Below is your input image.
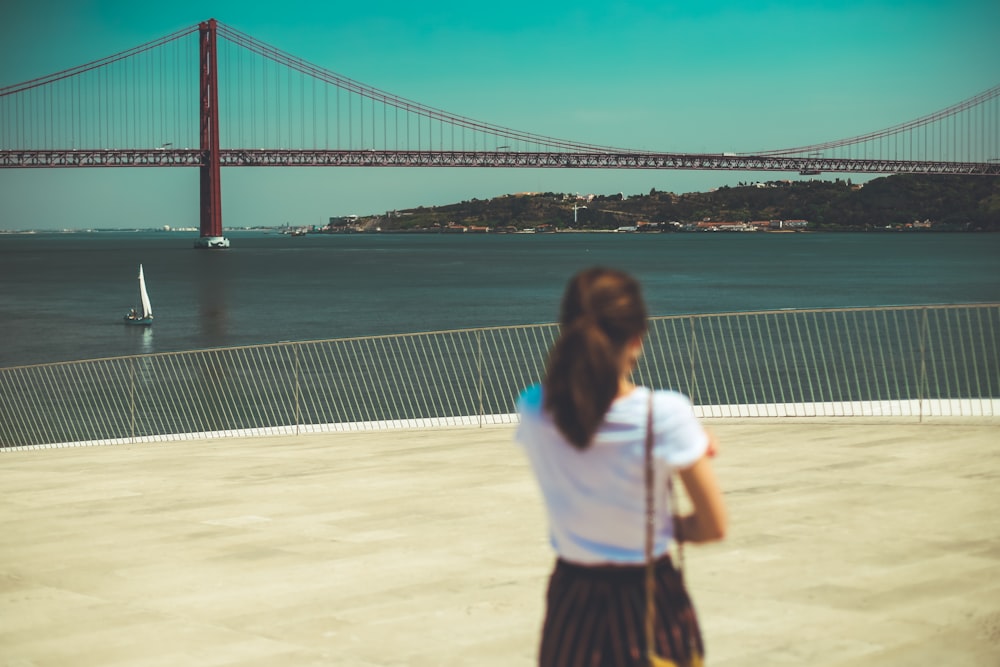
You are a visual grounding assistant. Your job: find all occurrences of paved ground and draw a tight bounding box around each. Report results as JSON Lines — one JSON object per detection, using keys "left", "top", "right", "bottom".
{"left": 2, "top": 418, "right": 999, "bottom": 667}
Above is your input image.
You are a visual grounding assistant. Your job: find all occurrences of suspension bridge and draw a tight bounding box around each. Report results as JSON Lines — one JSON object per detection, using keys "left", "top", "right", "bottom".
{"left": 1, "top": 19, "right": 998, "bottom": 247}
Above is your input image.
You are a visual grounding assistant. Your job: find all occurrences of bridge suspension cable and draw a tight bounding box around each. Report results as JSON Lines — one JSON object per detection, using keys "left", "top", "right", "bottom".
{"left": 746, "top": 84, "right": 1000, "bottom": 164}
{"left": 1, "top": 26, "right": 200, "bottom": 152}
{"left": 213, "top": 22, "right": 634, "bottom": 155}
{"left": 0, "top": 26, "right": 198, "bottom": 97}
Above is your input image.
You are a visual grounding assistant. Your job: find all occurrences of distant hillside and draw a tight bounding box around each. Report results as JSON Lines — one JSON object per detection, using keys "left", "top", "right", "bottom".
{"left": 357, "top": 175, "right": 999, "bottom": 232}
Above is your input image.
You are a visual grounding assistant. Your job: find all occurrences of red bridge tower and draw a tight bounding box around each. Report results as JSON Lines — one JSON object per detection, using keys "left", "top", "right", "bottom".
{"left": 195, "top": 19, "right": 229, "bottom": 249}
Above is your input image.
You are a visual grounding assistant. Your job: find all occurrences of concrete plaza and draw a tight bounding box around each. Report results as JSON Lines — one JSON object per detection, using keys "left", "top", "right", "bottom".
{"left": 2, "top": 418, "right": 999, "bottom": 666}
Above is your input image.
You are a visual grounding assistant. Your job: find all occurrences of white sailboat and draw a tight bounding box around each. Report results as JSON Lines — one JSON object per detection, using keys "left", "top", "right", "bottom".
{"left": 123, "top": 264, "right": 154, "bottom": 325}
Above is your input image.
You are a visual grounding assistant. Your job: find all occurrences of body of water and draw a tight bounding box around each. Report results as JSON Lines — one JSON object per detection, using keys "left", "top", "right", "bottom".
{"left": 1, "top": 230, "right": 998, "bottom": 368}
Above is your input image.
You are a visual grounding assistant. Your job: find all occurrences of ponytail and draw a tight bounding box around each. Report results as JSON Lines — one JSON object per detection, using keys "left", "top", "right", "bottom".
{"left": 543, "top": 268, "right": 647, "bottom": 449}
{"left": 544, "top": 320, "right": 620, "bottom": 448}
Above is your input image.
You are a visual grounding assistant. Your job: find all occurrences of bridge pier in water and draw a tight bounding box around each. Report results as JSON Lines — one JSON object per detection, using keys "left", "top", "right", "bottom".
{"left": 195, "top": 18, "right": 229, "bottom": 250}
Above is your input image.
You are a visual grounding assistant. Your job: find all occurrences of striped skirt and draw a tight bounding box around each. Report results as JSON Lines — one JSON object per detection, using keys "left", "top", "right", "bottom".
{"left": 539, "top": 555, "right": 704, "bottom": 667}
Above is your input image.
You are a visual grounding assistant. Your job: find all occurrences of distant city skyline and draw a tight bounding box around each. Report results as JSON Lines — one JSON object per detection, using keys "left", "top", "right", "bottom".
{"left": 1, "top": 0, "right": 998, "bottom": 231}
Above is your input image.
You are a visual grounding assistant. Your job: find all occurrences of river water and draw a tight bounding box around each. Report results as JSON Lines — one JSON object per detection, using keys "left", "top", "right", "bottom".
{"left": 1, "top": 230, "right": 997, "bottom": 368}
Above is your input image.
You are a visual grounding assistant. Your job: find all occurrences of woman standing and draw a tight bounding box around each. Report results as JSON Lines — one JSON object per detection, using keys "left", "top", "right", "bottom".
{"left": 516, "top": 267, "right": 727, "bottom": 667}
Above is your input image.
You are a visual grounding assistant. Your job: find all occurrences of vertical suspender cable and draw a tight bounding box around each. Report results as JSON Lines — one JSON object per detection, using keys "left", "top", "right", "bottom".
{"left": 107, "top": 58, "right": 112, "bottom": 147}
{"left": 120, "top": 57, "right": 126, "bottom": 148}
{"left": 278, "top": 63, "right": 283, "bottom": 148}
{"left": 52, "top": 67, "right": 60, "bottom": 148}
{"left": 119, "top": 59, "right": 124, "bottom": 147}
{"left": 951, "top": 107, "right": 955, "bottom": 162}
{"left": 148, "top": 50, "right": 153, "bottom": 147}
{"left": 74, "top": 73, "right": 79, "bottom": 149}
{"left": 129, "top": 51, "right": 135, "bottom": 148}
{"left": 51, "top": 72, "right": 60, "bottom": 148}
{"left": 236, "top": 39, "right": 243, "bottom": 150}
{"left": 95, "top": 65, "right": 100, "bottom": 148}
{"left": 156, "top": 45, "right": 161, "bottom": 146}
{"left": 46, "top": 74, "right": 50, "bottom": 148}
{"left": 262, "top": 57, "right": 268, "bottom": 147}
{"left": 174, "top": 38, "right": 179, "bottom": 151}
{"left": 248, "top": 46, "right": 252, "bottom": 147}
{"left": 287, "top": 63, "right": 292, "bottom": 148}
{"left": 93, "top": 69, "right": 104, "bottom": 148}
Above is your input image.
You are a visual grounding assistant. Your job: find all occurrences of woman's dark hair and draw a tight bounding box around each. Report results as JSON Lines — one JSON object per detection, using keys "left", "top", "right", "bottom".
{"left": 543, "top": 267, "right": 648, "bottom": 449}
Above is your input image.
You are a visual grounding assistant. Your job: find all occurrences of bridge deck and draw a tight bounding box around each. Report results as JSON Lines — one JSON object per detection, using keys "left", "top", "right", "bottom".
{"left": 2, "top": 418, "right": 999, "bottom": 666}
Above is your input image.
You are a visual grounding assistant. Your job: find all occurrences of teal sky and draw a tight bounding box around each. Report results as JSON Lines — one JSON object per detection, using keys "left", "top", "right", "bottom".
{"left": 1, "top": 0, "right": 998, "bottom": 230}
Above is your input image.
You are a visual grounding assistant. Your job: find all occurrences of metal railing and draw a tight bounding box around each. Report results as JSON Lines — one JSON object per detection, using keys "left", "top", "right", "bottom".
{"left": 2, "top": 304, "right": 997, "bottom": 449}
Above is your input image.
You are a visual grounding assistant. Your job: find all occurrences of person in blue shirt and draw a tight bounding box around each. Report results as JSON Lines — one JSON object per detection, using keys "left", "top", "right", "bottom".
{"left": 516, "top": 267, "right": 727, "bottom": 667}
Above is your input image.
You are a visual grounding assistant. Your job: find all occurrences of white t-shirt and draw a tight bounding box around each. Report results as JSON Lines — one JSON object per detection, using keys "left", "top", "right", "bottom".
{"left": 515, "top": 384, "right": 708, "bottom": 565}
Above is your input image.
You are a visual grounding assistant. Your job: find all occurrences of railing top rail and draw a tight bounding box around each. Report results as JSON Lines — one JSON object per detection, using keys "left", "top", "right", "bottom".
{"left": 2, "top": 302, "right": 997, "bottom": 373}
{"left": 656, "top": 302, "right": 1000, "bottom": 319}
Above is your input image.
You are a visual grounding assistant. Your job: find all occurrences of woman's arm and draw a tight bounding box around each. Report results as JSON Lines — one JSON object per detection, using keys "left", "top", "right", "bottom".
{"left": 675, "top": 435, "right": 727, "bottom": 543}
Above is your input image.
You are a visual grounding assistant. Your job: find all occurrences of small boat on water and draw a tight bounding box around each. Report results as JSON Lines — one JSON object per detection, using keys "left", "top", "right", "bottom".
{"left": 123, "top": 264, "right": 154, "bottom": 326}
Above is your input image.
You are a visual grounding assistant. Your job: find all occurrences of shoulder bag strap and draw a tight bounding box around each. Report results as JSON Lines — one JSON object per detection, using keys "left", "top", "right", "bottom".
{"left": 645, "top": 390, "right": 687, "bottom": 667}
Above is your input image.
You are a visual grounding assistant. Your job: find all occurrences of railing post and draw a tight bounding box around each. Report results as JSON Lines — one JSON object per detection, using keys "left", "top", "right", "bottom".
{"left": 477, "top": 330, "right": 483, "bottom": 428}
{"left": 294, "top": 344, "right": 301, "bottom": 435}
{"left": 689, "top": 316, "right": 698, "bottom": 406}
{"left": 129, "top": 357, "right": 136, "bottom": 444}
{"left": 918, "top": 307, "right": 928, "bottom": 423}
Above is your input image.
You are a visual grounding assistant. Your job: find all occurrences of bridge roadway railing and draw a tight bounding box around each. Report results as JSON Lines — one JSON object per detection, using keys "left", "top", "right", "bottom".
{"left": 1, "top": 304, "right": 997, "bottom": 449}
{"left": 4, "top": 149, "right": 999, "bottom": 175}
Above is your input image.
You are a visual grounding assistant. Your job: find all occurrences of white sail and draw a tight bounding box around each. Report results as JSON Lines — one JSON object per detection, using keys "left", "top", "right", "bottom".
{"left": 138, "top": 264, "right": 153, "bottom": 318}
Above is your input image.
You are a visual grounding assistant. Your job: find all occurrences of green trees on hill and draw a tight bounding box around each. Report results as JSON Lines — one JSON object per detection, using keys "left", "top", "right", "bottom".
{"left": 380, "top": 175, "right": 999, "bottom": 231}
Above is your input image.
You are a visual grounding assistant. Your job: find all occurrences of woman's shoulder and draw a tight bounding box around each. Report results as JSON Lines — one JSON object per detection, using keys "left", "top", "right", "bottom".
{"left": 602, "top": 387, "right": 692, "bottom": 428}
{"left": 614, "top": 386, "right": 693, "bottom": 411}
{"left": 650, "top": 389, "right": 700, "bottom": 429}
{"left": 651, "top": 387, "right": 695, "bottom": 411}
{"left": 648, "top": 387, "right": 706, "bottom": 465}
